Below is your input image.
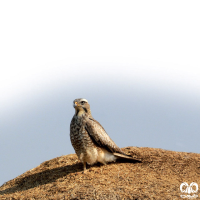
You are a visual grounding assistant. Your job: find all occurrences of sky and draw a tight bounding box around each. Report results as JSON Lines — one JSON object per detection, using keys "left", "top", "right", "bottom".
{"left": 0, "top": 0, "right": 200, "bottom": 186}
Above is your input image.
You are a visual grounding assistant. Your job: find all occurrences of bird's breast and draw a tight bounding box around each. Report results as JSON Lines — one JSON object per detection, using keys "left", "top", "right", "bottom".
{"left": 70, "top": 116, "right": 95, "bottom": 154}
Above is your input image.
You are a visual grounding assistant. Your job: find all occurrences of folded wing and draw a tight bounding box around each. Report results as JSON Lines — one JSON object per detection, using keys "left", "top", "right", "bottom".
{"left": 85, "top": 117, "right": 129, "bottom": 156}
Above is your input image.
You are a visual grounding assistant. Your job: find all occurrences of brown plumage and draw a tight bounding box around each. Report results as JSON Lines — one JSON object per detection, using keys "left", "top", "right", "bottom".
{"left": 70, "top": 98, "right": 134, "bottom": 172}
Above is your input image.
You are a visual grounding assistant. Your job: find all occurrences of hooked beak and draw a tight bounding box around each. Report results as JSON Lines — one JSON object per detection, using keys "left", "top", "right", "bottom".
{"left": 73, "top": 101, "right": 79, "bottom": 108}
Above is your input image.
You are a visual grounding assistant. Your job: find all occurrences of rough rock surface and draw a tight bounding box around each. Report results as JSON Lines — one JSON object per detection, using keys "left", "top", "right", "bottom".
{"left": 0, "top": 147, "right": 200, "bottom": 199}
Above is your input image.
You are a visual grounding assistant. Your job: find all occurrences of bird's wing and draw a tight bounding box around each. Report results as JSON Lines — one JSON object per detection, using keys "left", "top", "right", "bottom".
{"left": 85, "top": 117, "right": 127, "bottom": 155}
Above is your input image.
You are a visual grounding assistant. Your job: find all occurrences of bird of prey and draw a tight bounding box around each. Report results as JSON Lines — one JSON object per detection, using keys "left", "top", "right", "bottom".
{"left": 70, "top": 98, "right": 135, "bottom": 172}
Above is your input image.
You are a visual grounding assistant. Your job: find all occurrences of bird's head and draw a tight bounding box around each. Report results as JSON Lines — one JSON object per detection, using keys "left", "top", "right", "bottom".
{"left": 73, "top": 98, "right": 91, "bottom": 116}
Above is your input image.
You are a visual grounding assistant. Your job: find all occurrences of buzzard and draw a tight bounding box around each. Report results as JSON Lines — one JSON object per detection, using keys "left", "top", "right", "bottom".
{"left": 70, "top": 98, "right": 135, "bottom": 172}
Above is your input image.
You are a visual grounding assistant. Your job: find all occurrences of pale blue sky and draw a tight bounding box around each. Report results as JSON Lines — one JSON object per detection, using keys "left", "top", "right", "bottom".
{"left": 0, "top": 0, "right": 200, "bottom": 186}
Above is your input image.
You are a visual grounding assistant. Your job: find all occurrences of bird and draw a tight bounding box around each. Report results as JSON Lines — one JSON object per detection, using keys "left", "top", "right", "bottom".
{"left": 70, "top": 98, "right": 136, "bottom": 172}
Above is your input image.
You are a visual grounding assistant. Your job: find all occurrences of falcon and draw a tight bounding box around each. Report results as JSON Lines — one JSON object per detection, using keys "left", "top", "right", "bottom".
{"left": 70, "top": 98, "right": 135, "bottom": 172}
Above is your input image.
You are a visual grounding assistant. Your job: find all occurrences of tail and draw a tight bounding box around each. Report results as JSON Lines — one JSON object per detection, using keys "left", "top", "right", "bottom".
{"left": 113, "top": 152, "right": 141, "bottom": 162}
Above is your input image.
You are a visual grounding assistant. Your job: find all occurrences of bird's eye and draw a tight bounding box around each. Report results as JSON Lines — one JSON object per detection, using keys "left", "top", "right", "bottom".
{"left": 81, "top": 101, "right": 85, "bottom": 104}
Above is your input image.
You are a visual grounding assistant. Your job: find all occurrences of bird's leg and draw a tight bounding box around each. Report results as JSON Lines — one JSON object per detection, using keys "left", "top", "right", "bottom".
{"left": 83, "top": 162, "right": 87, "bottom": 172}
{"left": 101, "top": 161, "right": 107, "bottom": 165}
